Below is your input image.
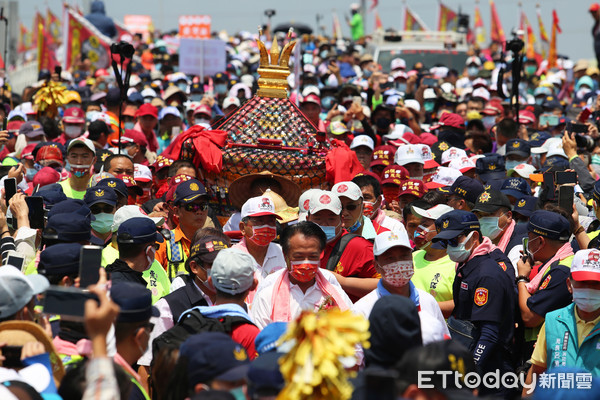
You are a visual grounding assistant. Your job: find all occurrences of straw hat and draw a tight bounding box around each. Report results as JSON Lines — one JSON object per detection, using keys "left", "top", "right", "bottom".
{"left": 261, "top": 189, "right": 299, "bottom": 224}
{"left": 0, "top": 321, "right": 65, "bottom": 382}
{"left": 228, "top": 171, "right": 301, "bottom": 211}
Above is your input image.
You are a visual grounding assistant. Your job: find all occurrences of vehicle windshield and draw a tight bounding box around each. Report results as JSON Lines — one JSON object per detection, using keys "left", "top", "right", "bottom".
{"left": 377, "top": 49, "right": 469, "bottom": 73}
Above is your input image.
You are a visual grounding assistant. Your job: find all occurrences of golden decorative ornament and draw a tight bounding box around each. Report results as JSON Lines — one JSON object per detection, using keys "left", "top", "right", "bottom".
{"left": 256, "top": 28, "right": 296, "bottom": 99}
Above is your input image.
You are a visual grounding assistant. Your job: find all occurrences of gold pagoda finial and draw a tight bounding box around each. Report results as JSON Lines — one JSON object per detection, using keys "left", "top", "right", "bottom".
{"left": 256, "top": 28, "right": 297, "bottom": 98}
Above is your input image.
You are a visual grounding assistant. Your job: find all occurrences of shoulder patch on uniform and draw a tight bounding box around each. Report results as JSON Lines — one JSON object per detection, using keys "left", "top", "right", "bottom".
{"left": 498, "top": 262, "right": 507, "bottom": 272}
{"left": 461, "top": 282, "right": 468, "bottom": 290}
{"left": 474, "top": 287, "right": 488, "bottom": 306}
{"left": 540, "top": 275, "right": 551, "bottom": 290}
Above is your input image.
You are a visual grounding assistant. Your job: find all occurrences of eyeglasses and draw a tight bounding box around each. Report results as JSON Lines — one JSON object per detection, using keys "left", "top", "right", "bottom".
{"left": 183, "top": 202, "right": 208, "bottom": 212}
{"left": 90, "top": 204, "right": 115, "bottom": 214}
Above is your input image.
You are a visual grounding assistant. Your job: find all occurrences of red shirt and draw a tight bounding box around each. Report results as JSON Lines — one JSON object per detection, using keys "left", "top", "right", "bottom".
{"left": 320, "top": 230, "right": 377, "bottom": 279}
{"left": 231, "top": 323, "right": 260, "bottom": 360}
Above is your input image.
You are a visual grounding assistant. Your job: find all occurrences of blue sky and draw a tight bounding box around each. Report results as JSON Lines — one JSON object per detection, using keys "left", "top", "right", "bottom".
{"left": 16, "top": 0, "right": 596, "bottom": 62}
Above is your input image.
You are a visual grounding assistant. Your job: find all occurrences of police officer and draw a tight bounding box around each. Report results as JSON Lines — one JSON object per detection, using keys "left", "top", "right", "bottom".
{"left": 96, "top": 177, "right": 130, "bottom": 210}
{"left": 37, "top": 243, "right": 87, "bottom": 364}
{"left": 433, "top": 210, "right": 516, "bottom": 397}
{"left": 447, "top": 176, "right": 484, "bottom": 212}
{"left": 155, "top": 179, "right": 210, "bottom": 280}
{"left": 84, "top": 186, "right": 118, "bottom": 247}
{"left": 106, "top": 217, "right": 164, "bottom": 286}
{"left": 111, "top": 281, "right": 159, "bottom": 400}
{"left": 516, "top": 210, "right": 574, "bottom": 353}
{"left": 102, "top": 205, "right": 170, "bottom": 304}
{"left": 472, "top": 189, "right": 528, "bottom": 272}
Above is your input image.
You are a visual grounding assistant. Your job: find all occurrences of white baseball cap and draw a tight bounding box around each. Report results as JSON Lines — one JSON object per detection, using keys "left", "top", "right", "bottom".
{"left": 241, "top": 196, "right": 282, "bottom": 220}
{"left": 373, "top": 230, "right": 411, "bottom": 256}
{"left": 448, "top": 156, "right": 476, "bottom": 173}
{"left": 309, "top": 191, "right": 342, "bottom": 215}
{"left": 472, "top": 87, "right": 490, "bottom": 101}
{"left": 531, "top": 137, "right": 563, "bottom": 156}
{"left": 302, "top": 85, "right": 320, "bottom": 97}
{"left": 350, "top": 135, "right": 375, "bottom": 151}
{"left": 425, "top": 166, "right": 462, "bottom": 189}
{"left": 390, "top": 58, "right": 406, "bottom": 71}
{"left": 544, "top": 138, "right": 568, "bottom": 159}
{"left": 223, "top": 96, "right": 241, "bottom": 109}
{"left": 332, "top": 181, "right": 363, "bottom": 201}
{"left": 571, "top": 248, "right": 600, "bottom": 282}
{"left": 0, "top": 265, "right": 49, "bottom": 317}
{"left": 112, "top": 205, "right": 164, "bottom": 232}
{"left": 424, "top": 88, "right": 437, "bottom": 100}
{"left": 67, "top": 137, "right": 96, "bottom": 155}
{"left": 394, "top": 145, "right": 424, "bottom": 166}
{"left": 404, "top": 99, "right": 421, "bottom": 113}
{"left": 134, "top": 164, "right": 152, "bottom": 183}
{"left": 508, "top": 163, "right": 536, "bottom": 179}
{"left": 384, "top": 124, "right": 413, "bottom": 142}
{"left": 411, "top": 204, "right": 454, "bottom": 220}
{"left": 441, "top": 147, "right": 468, "bottom": 165}
{"left": 298, "top": 189, "right": 321, "bottom": 215}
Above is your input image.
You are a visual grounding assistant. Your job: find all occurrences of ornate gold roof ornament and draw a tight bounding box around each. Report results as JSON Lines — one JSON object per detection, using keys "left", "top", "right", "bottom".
{"left": 256, "top": 27, "right": 296, "bottom": 99}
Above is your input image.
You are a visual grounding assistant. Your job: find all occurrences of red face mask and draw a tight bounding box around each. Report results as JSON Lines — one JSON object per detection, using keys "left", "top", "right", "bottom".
{"left": 289, "top": 260, "right": 320, "bottom": 282}
{"left": 382, "top": 186, "right": 399, "bottom": 206}
{"left": 248, "top": 225, "right": 277, "bottom": 247}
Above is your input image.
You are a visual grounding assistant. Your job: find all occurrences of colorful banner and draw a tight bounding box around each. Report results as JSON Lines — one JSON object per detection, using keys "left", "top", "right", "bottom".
{"left": 332, "top": 11, "right": 343, "bottom": 40}
{"left": 404, "top": 6, "right": 429, "bottom": 31}
{"left": 38, "top": 21, "right": 58, "bottom": 72}
{"left": 114, "top": 19, "right": 133, "bottom": 40}
{"left": 18, "top": 22, "right": 32, "bottom": 53}
{"left": 437, "top": 2, "right": 458, "bottom": 32}
{"left": 47, "top": 9, "right": 62, "bottom": 45}
{"left": 520, "top": 12, "right": 538, "bottom": 61}
{"left": 489, "top": 0, "right": 505, "bottom": 44}
{"left": 474, "top": 5, "right": 486, "bottom": 46}
{"left": 537, "top": 6, "right": 550, "bottom": 59}
{"left": 178, "top": 15, "right": 211, "bottom": 39}
{"left": 374, "top": 8, "right": 383, "bottom": 32}
{"left": 548, "top": 9, "right": 561, "bottom": 68}
{"left": 64, "top": 5, "right": 112, "bottom": 71}
{"left": 31, "top": 12, "right": 44, "bottom": 49}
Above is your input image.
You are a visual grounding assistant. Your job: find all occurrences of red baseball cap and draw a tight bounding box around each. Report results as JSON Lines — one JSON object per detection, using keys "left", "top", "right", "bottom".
{"left": 482, "top": 99, "right": 503, "bottom": 116}
{"left": 370, "top": 145, "right": 397, "bottom": 168}
{"left": 111, "top": 129, "right": 149, "bottom": 148}
{"left": 62, "top": 107, "right": 85, "bottom": 124}
{"left": 20, "top": 143, "right": 37, "bottom": 160}
{"left": 398, "top": 179, "right": 427, "bottom": 198}
{"left": 516, "top": 110, "right": 536, "bottom": 125}
{"left": 6, "top": 120, "right": 24, "bottom": 132}
{"left": 301, "top": 94, "right": 321, "bottom": 106}
{"left": 150, "top": 155, "right": 174, "bottom": 172}
{"left": 32, "top": 166, "right": 61, "bottom": 188}
{"left": 381, "top": 165, "right": 410, "bottom": 186}
{"left": 193, "top": 104, "right": 212, "bottom": 117}
{"left": 115, "top": 174, "right": 143, "bottom": 196}
{"left": 35, "top": 145, "right": 64, "bottom": 163}
{"left": 135, "top": 103, "right": 158, "bottom": 119}
{"left": 590, "top": 3, "right": 600, "bottom": 12}
{"left": 431, "top": 112, "right": 465, "bottom": 130}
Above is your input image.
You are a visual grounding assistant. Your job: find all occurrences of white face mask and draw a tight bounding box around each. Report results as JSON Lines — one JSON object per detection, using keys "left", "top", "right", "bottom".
{"left": 146, "top": 246, "right": 156, "bottom": 270}
{"left": 195, "top": 118, "right": 210, "bottom": 126}
{"left": 380, "top": 260, "right": 414, "bottom": 287}
{"left": 572, "top": 288, "right": 600, "bottom": 312}
{"left": 64, "top": 125, "right": 83, "bottom": 138}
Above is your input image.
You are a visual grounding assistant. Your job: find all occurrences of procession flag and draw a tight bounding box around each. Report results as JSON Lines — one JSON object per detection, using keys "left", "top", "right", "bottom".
{"left": 404, "top": 6, "right": 429, "bottom": 31}
{"left": 64, "top": 4, "right": 112, "bottom": 71}
{"left": 46, "top": 8, "right": 62, "bottom": 45}
{"left": 37, "top": 21, "right": 59, "bottom": 72}
{"left": 490, "top": 0, "right": 506, "bottom": 44}
{"left": 438, "top": 2, "right": 458, "bottom": 31}
{"left": 537, "top": 5, "right": 550, "bottom": 59}
{"left": 474, "top": 3, "right": 486, "bottom": 46}
{"left": 374, "top": 8, "right": 383, "bottom": 32}
{"left": 548, "top": 9, "right": 561, "bottom": 68}
{"left": 18, "top": 22, "right": 32, "bottom": 53}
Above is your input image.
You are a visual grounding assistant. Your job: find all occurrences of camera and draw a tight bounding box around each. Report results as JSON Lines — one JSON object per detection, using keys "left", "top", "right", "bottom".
{"left": 506, "top": 37, "right": 524, "bottom": 54}
{"left": 110, "top": 41, "right": 135, "bottom": 59}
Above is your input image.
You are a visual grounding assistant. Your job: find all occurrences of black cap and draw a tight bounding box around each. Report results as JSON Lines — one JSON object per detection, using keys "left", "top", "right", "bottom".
{"left": 97, "top": 178, "right": 128, "bottom": 199}
{"left": 189, "top": 236, "right": 229, "bottom": 263}
{"left": 528, "top": 210, "right": 570, "bottom": 241}
{"left": 505, "top": 139, "right": 531, "bottom": 158}
{"left": 106, "top": 88, "right": 121, "bottom": 107}
{"left": 500, "top": 177, "right": 531, "bottom": 200}
{"left": 593, "top": 180, "right": 600, "bottom": 202}
{"left": 433, "top": 210, "right": 480, "bottom": 241}
{"left": 37, "top": 184, "right": 68, "bottom": 208}
{"left": 43, "top": 212, "right": 92, "bottom": 242}
{"left": 475, "top": 154, "right": 506, "bottom": 182}
{"left": 38, "top": 243, "right": 82, "bottom": 276}
{"left": 111, "top": 282, "right": 159, "bottom": 323}
{"left": 247, "top": 352, "right": 285, "bottom": 398}
{"left": 450, "top": 176, "right": 484, "bottom": 204}
{"left": 472, "top": 189, "right": 512, "bottom": 214}
{"left": 173, "top": 179, "right": 207, "bottom": 205}
{"left": 48, "top": 199, "right": 94, "bottom": 220}
{"left": 513, "top": 195, "right": 538, "bottom": 217}
{"left": 365, "top": 295, "right": 422, "bottom": 368}
{"left": 117, "top": 217, "right": 164, "bottom": 245}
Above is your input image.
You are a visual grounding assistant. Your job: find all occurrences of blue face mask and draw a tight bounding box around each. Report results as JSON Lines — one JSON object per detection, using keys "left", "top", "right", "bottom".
{"left": 215, "top": 84, "right": 228, "bottom": 95}
{"left": 303, "top": 53, "right": 314, "bottom": 64}
{"left": 322, "top": 96, "right": 335, "bottom": 110}
{"left": 318, "top": 224, "right": 339, "bottom": 242}
{"left": 479, "top": 217, "right": 503, "bottom": 240}
{"left": 347, "top": 218, "right": 362, "bottom": 233}
{"left": 26, "top": 168, "right": 37, "bottom": 181}
{"left": 424, "top": 101, "right": 435, "bottom": 113}
{"left": 504, "top": 160, "right": 521, "bottom": 171}
{"left": 229, "top": 387, "right": 245, "bottom": 400}
{"left": 467, "top": 66, "right": 479, "bottom": 77}
{"left": 363, "top": 69, "right": 373, "bottom": 79}
{"left": 396, "top": 82, "right": 407, "bottom": 93}
{"left": 592, "top": 155, "right": 600, "bottom": 165}
{"left": 177, "top": 83, "right": 188, "bottom": 92}
{"left": 446, "top": 232, "right": 474, "bottom": 263}
{"left": 124, "top": 122, "right": 135, "bottom": 130}
{"left": 91, "top": 212, "right": 114, "bottom": 234}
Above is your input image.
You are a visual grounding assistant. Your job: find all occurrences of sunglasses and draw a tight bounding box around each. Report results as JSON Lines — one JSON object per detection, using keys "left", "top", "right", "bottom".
{"left": 90, "top": 204, "right": 115, "bottom": 214}
{"left": 183, "top": 202, "right": 208, "bottom": 212}
{"left": 342, "top": 203, "right": 361, "bottom": 212}
{"left": 438, "top": 234, "right": 466, "bottom": 249}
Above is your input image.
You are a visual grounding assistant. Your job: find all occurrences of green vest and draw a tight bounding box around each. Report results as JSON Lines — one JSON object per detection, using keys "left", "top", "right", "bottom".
{"left": 102, "top": 245, "right": 171, "bottom": 304}
{"left": 58, "top": 179, "right": 86, "bottom": 200}
{"left": 544, "top": 303, "right": 600, "bottom": 375}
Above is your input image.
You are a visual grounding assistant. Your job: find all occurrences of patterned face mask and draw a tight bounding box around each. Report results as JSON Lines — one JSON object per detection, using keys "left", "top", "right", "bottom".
{"left": 380, "top": 260, "right": 414, "bottom": 287}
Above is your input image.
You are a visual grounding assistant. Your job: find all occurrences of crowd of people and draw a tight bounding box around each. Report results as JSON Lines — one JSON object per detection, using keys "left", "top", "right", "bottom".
{"left": 0, "top": 1, "right": 600, "bottom": 399}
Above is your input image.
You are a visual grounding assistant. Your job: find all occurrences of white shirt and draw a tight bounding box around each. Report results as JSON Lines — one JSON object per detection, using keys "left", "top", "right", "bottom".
{"left": 233, "top": 239, "right": 286, "bottom": 280}
{"left": 138, "top": 280, "right": 213, "bottom": 366}
{"left": 352, "top": 284, "right": 449, "bottom": 344}
{"left": 250, "top": 268, "right": 353, "bottom": 330}
{"left": 223, "top": 212, "right": 242, "bottom": 232}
